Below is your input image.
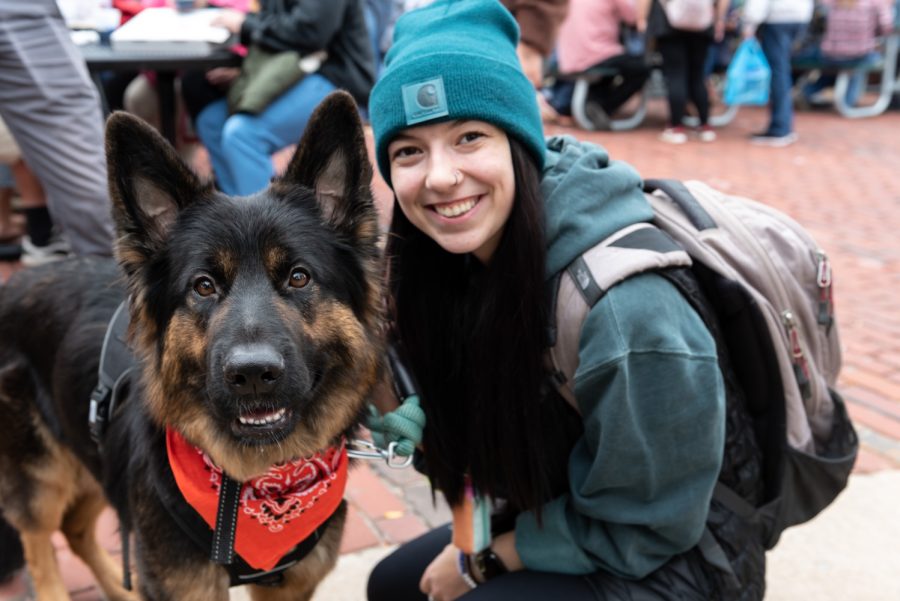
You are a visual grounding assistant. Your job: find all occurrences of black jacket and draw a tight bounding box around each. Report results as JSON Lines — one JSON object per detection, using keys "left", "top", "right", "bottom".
{"left": 240, "top": 0, "right": 375, "bottom": 105}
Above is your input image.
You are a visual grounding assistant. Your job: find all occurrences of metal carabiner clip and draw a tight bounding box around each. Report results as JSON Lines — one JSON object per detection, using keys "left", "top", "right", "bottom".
{"left": 347, "top": 439, "right": 415, "bottom": 469}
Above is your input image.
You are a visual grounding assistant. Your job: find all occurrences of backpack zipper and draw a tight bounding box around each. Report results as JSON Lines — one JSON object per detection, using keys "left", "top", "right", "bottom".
{"left": 815, "top": 250, "right": 834, "bottom": 332}
{"left": 690, "top": 186, "right": 821, "bottom": 403}
{"left": 782, "top": 310, "right": 812, "bottom": 401}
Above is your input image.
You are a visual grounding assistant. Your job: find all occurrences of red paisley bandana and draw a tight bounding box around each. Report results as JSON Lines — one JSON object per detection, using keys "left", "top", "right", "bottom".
{"left": 166, "top": 428, "right": 348, "bottom": 571}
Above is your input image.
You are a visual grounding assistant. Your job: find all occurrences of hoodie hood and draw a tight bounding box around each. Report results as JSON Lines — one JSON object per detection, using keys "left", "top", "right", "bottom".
{"left": 542, "top": 135, "right": 652, "bottom": 279}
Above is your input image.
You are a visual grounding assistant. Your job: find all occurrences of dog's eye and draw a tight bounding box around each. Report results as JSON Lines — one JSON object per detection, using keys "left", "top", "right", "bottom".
{"left": 193, "top": 276, "right": 217, "bottom": 297}
{"left": 288, "top": 268, "right": 311, "bottom": 289}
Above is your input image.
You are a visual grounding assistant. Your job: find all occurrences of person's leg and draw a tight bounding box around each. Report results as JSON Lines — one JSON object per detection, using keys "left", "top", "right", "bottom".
{"left": 843, "top": 52, "right": 879, "bottom": 106}
{"left": 0, "top": 164, "right": 20, "bottom": 241}
{"left": 195, "top": 98, "right": 237, "bottom": 193}
{"left": 367, "top": 524, "right": 608, "bottom": 601}
{"left": 589, "top": 55, "right": 650, "bottom": 115}
{"left": 101, "top": 70, "right": 140, "bottom": 112}
{"left": 758, "top": 23, "right": 803, "bottom": 136}
{"left": 218, "top": 74, "right": 337, "bottom": 196}
{"left": 0, "top": 5, "right": 114, "bottom": 256}
{"left": 685, "top": 34, "right": 712, "bottom": 126}
{"left": 181, "top": 69, "right": 228, "bottom": 124}
{"left": 657, "top": 35, "right": 689, "bottom": 128}
{"left": 123, "top": 74, "right": 161, "bottom": 130}
{"left": 546, "top": 79, "right": 575, "bottom": 116}
{"left": 367, "top": 525, "right": 449, "bottom": 601}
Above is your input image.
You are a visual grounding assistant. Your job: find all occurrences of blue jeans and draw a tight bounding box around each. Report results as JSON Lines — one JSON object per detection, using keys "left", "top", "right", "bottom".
{"left": 758, "top": 22, "right": 807, "bottom": 136}
{"left": 196, "top": 73, "right": 337, "bottom": 196}
{"left": 795, "top": 47, "right": 879, "bottom": 107}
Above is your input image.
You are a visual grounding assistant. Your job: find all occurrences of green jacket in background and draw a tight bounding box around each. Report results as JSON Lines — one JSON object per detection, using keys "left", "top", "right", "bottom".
{"left": 514, "top": 136, "right": 726, "bottom": 579}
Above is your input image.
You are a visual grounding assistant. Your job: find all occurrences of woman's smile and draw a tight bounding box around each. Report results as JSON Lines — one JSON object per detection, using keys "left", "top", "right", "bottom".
{"left": 431, "top": 195, "right": 480, "bottom": 219}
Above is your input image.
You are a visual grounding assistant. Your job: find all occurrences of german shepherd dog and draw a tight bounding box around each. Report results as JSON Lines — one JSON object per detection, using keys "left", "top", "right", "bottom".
{"left": 0, "top": 91, "right": 384, "bottom": 600}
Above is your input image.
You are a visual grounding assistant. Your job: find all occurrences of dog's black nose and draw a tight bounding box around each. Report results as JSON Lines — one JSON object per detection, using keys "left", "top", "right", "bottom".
{"left": 224, "top": 344, "right": 285, "bottom": 395}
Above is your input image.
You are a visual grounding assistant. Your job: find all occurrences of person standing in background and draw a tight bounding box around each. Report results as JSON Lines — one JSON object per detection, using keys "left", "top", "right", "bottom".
{"left": 0, "top": 0, "right": 115, "bottom": 257}
{"left": 638, "top": 0, "right": 729, "bottom": 143}
{"left": 741, "top": 0, "right": 814, "bottom": 146}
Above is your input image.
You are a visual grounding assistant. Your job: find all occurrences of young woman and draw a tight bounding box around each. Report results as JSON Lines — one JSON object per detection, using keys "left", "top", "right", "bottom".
{"left": 365, "top": 1, "right": 758, "bottom": 599}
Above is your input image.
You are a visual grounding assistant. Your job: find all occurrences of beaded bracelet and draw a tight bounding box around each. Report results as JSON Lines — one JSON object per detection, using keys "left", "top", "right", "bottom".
{"left": 457, "top": 551, "right": 479, "bottom": 589}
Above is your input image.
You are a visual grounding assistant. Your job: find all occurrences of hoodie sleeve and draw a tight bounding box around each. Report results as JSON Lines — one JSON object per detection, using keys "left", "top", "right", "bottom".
{"left": 240, "top": 0, "right": 346, "bottom": 53}
{"left": 515, "top": 273, "right": 725, "bottom": 578}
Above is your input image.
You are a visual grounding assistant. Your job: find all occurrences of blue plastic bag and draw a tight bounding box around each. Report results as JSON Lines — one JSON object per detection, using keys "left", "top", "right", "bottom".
{"left": 723, "top": 38, "right": 772, "bottom": 106}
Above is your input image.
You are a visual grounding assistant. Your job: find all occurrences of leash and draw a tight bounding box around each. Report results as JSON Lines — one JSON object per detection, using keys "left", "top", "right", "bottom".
{"left": 87, "top": 301, "right": 137, "bottom": 591}
{"left": 351, "top": 344, "right": 425, "bottom": 469}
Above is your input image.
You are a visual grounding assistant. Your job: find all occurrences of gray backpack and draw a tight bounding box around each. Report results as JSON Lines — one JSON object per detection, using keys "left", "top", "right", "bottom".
{"left": 547, "top": 179, "right": 858, "bottom": 560}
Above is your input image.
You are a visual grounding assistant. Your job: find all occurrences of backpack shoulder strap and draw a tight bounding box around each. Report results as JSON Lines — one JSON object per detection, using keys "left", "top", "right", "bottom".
{"left": 548, "top": 222, "right": 692, "bottom": 408}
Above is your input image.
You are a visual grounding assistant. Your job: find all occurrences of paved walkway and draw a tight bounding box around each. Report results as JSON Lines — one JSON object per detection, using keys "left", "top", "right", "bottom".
{"left": 1, "top": 102, "right": 899, "bottom": 599}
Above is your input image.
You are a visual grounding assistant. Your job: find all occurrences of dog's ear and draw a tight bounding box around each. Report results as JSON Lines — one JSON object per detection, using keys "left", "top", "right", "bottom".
{"left": 277, "top": 91, "right": 375, "bottom": 232}
{"left": 105, "top": 112, "right": 211, "bottom": 260}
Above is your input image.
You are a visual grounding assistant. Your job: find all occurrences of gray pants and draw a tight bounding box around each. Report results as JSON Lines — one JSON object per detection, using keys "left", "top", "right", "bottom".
{"left": 0, "top": 0, "right": 114, "bottom": 256}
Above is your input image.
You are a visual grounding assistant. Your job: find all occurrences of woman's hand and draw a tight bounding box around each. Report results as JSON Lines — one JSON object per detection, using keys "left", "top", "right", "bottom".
{"left": 419, "top": 544, "right": 472, "bottom": 601}
{"left": 205, "top": 67, "right": 240, "bottom": 86}
{"left": 211, "top": 8, "right": 246, "bottom": 34}
{"left": 714, "top": 19, "right": 726, "bottom": 42}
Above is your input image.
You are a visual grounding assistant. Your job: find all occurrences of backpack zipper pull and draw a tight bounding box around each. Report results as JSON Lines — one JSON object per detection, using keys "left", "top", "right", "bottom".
{"left": 815, "top": 250, "right": 834, "bottom": 332}
{"left": 782, "top": 310, "right": 812, "bottom": 400}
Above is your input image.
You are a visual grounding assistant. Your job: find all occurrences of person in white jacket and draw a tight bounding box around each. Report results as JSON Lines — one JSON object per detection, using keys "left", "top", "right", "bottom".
{"left": 741, "top": 0, "right": 814, "bottom": 146}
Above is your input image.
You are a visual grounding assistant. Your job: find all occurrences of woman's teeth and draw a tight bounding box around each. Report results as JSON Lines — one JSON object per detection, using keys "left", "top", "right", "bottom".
{"left": 434, "top": 197, "right": 476, "bottom": 218}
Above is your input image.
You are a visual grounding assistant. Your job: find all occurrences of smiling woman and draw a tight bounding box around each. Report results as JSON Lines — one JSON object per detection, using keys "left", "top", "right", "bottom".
{"left": 361, "top": 1, "right": 760, "bottom": 601}
{"left": 387, "top": 120, "right": 515, "bottom": 263}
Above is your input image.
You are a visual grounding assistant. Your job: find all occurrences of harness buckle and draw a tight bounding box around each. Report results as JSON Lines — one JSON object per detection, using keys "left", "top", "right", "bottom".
{"left": 88, "top": 384, "right": 111, "bottom": 446}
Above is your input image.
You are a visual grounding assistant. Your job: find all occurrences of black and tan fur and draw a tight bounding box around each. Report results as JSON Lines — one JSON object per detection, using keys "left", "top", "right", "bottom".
{"left": 0, "top": 91, "right": 384, "bottom": 600}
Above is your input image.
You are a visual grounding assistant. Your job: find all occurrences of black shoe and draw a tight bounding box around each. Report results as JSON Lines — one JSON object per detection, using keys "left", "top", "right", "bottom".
{"left": 584, "top": 101, "right": 611, "bottom": 130}
{"left": 0, "top": 242, "right": 22, "bottom": 262}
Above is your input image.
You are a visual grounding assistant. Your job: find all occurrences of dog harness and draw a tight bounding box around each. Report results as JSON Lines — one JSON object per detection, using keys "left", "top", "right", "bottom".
{"left": 166, "top": 428, "right": 348, "bottom": 572}
{"left": 89, "top": 302, "right": 347, "bottom": 587}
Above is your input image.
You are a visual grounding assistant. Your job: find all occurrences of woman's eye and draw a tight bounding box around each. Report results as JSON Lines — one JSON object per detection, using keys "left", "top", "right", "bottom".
{"left": 289, "top": 267, "right": 311, "bottom": 289}
{"left": 193, "top": 276, "right": 217, "bottom": 297}
{"left": 460, "top": 131, "right": 485, "bottom": 144}
{"left": 391, "top": 146, "right": 420, "bottom": 161}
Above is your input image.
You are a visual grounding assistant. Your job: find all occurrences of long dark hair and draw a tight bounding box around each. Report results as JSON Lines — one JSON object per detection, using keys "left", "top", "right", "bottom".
{"left": 386, "top": 137, "right": 581, "bottom": 514}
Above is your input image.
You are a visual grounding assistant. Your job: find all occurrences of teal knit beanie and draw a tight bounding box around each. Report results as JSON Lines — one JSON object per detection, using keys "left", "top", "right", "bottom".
{"left": 369, "top": 0, "right": 546, "bottom": 186}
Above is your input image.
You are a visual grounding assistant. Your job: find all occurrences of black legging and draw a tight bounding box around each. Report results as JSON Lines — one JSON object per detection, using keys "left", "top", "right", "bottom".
{"left": 587, "top": 54, "right": 652, "bottom": 116}
{"left": 656, "top": 32, "right": 713, "bottom": 127}
{"left": 366, "top": 525, "right": 714, "bottom": 601}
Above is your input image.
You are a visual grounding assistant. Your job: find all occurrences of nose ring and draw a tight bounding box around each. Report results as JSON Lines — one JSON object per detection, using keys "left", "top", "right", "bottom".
{"left": 453, "top": 170, "right": 462, "bottom": 186}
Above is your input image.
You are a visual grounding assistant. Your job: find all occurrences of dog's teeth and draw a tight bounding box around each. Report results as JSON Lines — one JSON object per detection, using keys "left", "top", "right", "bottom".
{"left": 239, "top": 408, "right": 287, "bottom": 426}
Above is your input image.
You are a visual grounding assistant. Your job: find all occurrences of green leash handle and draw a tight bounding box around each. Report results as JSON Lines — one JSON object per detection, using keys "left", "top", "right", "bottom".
{"left": 355, "top": 343, "right": 425, "bottom": 467}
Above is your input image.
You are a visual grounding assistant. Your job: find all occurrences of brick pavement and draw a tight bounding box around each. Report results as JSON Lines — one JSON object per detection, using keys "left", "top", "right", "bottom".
{"left": 1, "top": 102, "right": 899, "bottom": 599}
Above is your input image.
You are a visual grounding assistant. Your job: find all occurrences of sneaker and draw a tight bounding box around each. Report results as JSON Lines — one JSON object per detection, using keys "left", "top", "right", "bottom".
{"left": 20, "top": 235, "right": 71, "bottom": 266}
{"left": 697, "top": 125, "right": 716, "bottom": 142}
{"left": 659, "top": 126, "right": 688, "bottom": 144}
{"left": 750, "top": 132, "right": 798, "bottom": 147}
{"left": 583, "top": 101, "right": 611, "bottom": 130}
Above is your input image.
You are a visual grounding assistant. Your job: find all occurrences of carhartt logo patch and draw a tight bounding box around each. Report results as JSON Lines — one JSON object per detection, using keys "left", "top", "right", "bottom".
{"left": 402, "top": 77, "right": 449, "bottom": 125}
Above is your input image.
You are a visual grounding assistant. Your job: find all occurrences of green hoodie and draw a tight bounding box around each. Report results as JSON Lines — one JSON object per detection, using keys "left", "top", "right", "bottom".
{"left": 514, "top": 136, "right": 726, "bottom": 579}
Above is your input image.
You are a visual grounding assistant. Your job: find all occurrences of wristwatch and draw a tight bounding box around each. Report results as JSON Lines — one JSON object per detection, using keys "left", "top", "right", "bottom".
{"left": 472, "top": 547, "right": 508, "bottom": 581}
